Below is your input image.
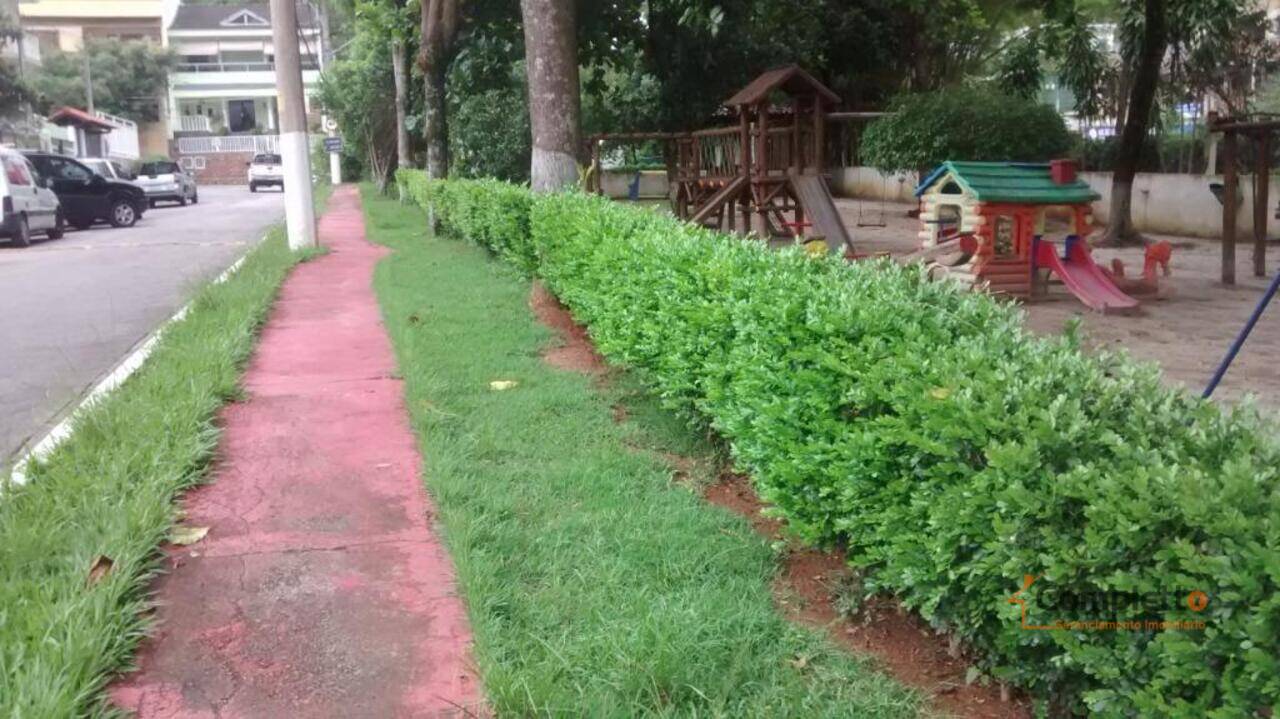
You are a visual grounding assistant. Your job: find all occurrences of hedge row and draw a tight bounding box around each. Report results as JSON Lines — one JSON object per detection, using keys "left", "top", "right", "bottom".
{"left": 397, "top": 170, "right": 1280, "bottom": 717}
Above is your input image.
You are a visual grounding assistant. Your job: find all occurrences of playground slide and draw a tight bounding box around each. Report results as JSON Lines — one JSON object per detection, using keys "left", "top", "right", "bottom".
{"left": 1034, "top": 240, "right": 1140, "bottom": 314}
{"left": 789, "top": 174, "right": 852, "bottom": 253}
{"left": 690, "top": 175, "right": 749, "bottom": 225}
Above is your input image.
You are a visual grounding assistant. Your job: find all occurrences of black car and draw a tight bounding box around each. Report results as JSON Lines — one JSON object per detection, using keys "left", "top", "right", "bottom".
{"left": 21, "top": 152, "right": 147, "bottom": 229}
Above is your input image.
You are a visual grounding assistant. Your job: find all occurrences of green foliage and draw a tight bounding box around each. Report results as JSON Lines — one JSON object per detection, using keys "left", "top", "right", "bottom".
{"left": 0, "top": 230, "right": 308, "bottom": 716}
{"left": 316, "top": 28, "right": 397, "bottom": 183}
{"left": 447, "top": 70, "right": 531, "bottom": 183}
{"left": 31, "top": 39, "right": 174, "bottom": 121}
{"left": 363, "top": 185, "right": 922, "bottom": 717}
{"left": 861, "top": 87, "right": 1073, "bottom": 173}
{"left": 399, "top": 171, "right": 1280, "bottom": 717}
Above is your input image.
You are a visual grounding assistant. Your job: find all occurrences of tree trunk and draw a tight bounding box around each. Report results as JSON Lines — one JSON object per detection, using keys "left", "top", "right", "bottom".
{"left": 423, "top": 59, "right": 448, "bottom": 178}
{"left": 391, "top": 38, "right": 411, "bottom": 169}
{"left": 520, "top": 0, "right": 581, "bottom": 192}
{"left": 1102, "top": 0, "right": 1167, "bottom": 246}
{"left": 418, "top": 0, "right": 458, "bottom": 179}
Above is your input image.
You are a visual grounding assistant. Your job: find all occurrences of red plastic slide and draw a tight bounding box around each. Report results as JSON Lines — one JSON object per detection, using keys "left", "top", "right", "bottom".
{"left": 1034, "top": 239, "right": 1139, "bottom": 313}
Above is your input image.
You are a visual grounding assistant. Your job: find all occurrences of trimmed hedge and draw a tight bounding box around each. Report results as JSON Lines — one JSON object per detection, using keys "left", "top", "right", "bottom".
{"left": 397, "top": 170, "right": 1280, "bottom": 717}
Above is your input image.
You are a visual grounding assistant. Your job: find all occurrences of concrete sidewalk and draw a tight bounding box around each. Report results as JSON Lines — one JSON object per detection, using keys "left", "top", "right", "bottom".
{"left": 112, "top": 186, "right": 481, "bottom": 718}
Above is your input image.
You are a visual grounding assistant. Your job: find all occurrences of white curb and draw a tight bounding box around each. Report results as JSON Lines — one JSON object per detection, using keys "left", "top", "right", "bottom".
{"left": 6, "top": 247, "right": 258, "bottom": 488}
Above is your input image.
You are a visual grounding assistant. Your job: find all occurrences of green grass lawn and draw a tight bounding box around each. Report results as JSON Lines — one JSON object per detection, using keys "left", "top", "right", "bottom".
{"left": 0, "top": 187, "right": 329, "bottom": 717}
{"left": 362, "top": 185, "right": 922, "bottom": 717}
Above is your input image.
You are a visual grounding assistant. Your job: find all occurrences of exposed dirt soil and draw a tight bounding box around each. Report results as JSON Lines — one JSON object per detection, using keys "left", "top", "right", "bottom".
{"left": 835, "top": 199, "right": 1280, "bottom": 411}
{"left": 704, "top": 473, "right": 1029, "bottom": 719}
{"left": 529, "top": 282, "right": 608, "bottom": 375}
{"left": 530, "top": 284, "right": 1030, "bottom": 719}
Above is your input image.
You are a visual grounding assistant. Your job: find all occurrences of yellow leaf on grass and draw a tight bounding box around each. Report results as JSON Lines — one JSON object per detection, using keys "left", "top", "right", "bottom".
{"left": 929, "top": 387, "right": 952, "bottom": 400}
{"left": 86, "top": 555, "right": 114, "bottom": 586}
{"left": 170, "top": 526, "right": 209, "bottom": 546}
{"left": 489, "top": 380, "right": 518, "bottom": 391}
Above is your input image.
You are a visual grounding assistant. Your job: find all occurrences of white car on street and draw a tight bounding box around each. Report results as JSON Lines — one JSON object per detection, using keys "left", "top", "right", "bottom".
{"left": 135, "top": 160, "right": 199, "bottom": 207}
{"left": 247, "top": 153, "right": 284, "bottom": 192}
{"left": 0, "top": 147, "right": 63, "bottom": 247}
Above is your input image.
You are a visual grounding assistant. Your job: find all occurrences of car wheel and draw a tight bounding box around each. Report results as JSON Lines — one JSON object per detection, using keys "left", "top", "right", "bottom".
{"left": 178, "top": 194, "right": 188, "bottom": 207}
{"left": 149, "top": 199, "right": 157, "bottom": 209}
{"left": 109, "top": 199, "right": 138, "bottom": 228}
{"left": 249, "top": 183, "right": 257, "bottom": 193}
{"left": 10, "top": 214, "right": 31, "bottom": 247}
{"left": 46, "top": 212, "right": 64, "bottom": 240}
{"left": 192, "top": 190, "right": 199, "bottom": 204}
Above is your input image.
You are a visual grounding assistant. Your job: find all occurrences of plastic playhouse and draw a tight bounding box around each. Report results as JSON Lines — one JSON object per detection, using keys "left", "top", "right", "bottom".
{"left": 913, "top": 159, "right": 1139, "bottom": 313}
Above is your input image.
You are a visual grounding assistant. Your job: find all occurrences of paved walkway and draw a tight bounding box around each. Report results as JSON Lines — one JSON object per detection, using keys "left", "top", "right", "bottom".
{"left": 112, "top": 186, "right": 481, "bottom": 718}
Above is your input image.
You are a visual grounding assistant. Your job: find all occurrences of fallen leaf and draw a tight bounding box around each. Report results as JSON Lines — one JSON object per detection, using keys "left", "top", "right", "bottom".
{"left": 170, "top": 525, "right": 210, "bottom": 546}
{"left": 86, "top": 555, "right": 114, "bottom": 586}
{"left": 489, "top": 380, "right": 518, "bottom": 391}
{"left": 929, "top": 386, "right": 953, "bottom": 400}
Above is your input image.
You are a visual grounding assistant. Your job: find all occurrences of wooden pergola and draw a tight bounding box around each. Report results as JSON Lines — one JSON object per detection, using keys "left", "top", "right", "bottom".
{"left": 1208, "top": 112, "right": 1278, "bottom": 284}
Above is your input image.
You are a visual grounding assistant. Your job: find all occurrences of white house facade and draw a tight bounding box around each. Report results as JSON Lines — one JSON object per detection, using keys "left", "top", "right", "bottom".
{"left": 166, "top": 2, "right": 323, "bottom": 180}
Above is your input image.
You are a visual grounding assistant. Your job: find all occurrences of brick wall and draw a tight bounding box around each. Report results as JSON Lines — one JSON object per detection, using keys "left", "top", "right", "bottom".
{"left": 170, "top": 144, "right": 252, "bottom": 185}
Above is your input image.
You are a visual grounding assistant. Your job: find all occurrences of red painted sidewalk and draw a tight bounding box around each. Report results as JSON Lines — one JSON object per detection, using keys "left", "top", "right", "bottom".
{"left": 112, "top": 186, "right": 482, "bottom": 718}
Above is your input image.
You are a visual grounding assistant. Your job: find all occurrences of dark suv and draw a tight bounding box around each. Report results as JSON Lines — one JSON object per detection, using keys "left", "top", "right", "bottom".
{"left": 21, "top": 152, "right": 148, "bottom": 229}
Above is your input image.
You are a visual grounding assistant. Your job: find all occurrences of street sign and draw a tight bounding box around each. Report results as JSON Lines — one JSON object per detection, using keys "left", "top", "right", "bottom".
{"left": 324, "top": 136, "right": 343, "bottom": 153}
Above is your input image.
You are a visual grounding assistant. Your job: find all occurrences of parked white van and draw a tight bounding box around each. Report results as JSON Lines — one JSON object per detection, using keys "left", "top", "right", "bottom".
{"left": 0, "top": 148, "right": 62, "bottom": 247}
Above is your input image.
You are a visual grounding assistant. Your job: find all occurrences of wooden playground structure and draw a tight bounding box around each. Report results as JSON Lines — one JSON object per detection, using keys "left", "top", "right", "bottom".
{"left": 1209, "top": 112, "right": 1278, "bottom": 284}
{"left": 587, "top": 65, "right": 852, "bottom": 253}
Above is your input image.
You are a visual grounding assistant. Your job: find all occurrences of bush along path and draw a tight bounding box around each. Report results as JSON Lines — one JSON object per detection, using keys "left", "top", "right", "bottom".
{"left": 397, "top": 172, "right": 1280, "bottom": 717}
{"left": 362, "top": 185, "right": 923, "bottom": 717}
{"left": 110, "top": 185, "right": 481, "bottom": 717}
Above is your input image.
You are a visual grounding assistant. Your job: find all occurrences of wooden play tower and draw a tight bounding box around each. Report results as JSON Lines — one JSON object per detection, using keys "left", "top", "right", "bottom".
{"left": 590, "top": 65, "right": 852, "bottom": 252}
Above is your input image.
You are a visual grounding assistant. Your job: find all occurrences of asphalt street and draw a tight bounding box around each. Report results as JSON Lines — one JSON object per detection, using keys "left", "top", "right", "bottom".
{"left": 0, "top": 185, "right": 286, "bottom": 462}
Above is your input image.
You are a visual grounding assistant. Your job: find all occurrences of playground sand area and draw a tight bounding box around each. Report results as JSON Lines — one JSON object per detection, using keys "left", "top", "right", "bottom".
{"left": 835, "top": 199, "right": 1280, "bottom": 411}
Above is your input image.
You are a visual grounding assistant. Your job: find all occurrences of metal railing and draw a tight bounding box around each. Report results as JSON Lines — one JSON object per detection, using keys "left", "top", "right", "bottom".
{"left": 177, "top": 115, "right": 213, "bottom": 133}
{"left": 174, "top": 61, "right": 320, "bottom": 73}
{"left": 177, "top": 134, "right": 279, "bottom": 154}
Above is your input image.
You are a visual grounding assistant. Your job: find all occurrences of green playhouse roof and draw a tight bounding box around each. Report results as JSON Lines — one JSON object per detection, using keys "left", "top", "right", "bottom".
{"left": 914, "top": 161, "right": 1100, "bottom": 204}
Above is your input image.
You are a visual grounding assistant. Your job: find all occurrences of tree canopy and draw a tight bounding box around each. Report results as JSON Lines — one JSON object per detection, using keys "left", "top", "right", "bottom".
{"left": 31, "top": 39, "right": 174, "bottom": 121}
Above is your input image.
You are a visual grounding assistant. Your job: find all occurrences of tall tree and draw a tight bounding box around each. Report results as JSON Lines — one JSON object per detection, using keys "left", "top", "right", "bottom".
{"left": 1105, "top": 0, "right": 1167, "bottom": 244}
{"left": 391, "top": 38, "right": 411, "bottom": 167}
{"left": 419, "top": 0, "right": 460, "bottom": 178}
{"left": 520, "top": 0, "right": 580, "bottom": 191}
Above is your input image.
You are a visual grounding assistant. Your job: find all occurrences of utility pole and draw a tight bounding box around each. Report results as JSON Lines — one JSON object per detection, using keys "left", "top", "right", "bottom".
{"left": 82, "top": 51, "right": 94, "bottom": 114}
{"left": 270, "top": 0, "right": 317, "bottom": 249}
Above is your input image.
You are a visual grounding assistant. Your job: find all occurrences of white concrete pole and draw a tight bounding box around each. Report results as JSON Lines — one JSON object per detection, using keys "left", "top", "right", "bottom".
{"left": 327, "top": 121, "right": 341, "bottom": 184}
{"left": 271, "top": 0, "right": 317, "bottom": 249}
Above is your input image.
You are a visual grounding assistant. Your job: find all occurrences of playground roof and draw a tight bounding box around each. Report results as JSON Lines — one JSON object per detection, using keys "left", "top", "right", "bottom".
{"left": 724, "top": 65, "right": 841, "bottom": 107}
{"left": 915, "top": 161, "right": 1100, "bottom": 204}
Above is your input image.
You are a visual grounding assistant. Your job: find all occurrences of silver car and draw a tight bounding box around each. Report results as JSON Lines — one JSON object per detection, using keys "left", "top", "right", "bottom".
{"left": 134, "top": 159, "right": 199, "bottom": 207}
{"left": 81, "top": 158, "right": 136, "bottom": 184}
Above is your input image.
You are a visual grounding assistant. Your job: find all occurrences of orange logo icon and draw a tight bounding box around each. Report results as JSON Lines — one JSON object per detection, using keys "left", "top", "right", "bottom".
{"left": 1186, "top": 591, "right": 1209, "bottom": 612}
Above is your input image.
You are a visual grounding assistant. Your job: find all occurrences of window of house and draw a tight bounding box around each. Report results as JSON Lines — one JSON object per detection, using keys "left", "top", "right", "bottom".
{"left": 993, "top": 216, "right": 1016, "bottom": 257}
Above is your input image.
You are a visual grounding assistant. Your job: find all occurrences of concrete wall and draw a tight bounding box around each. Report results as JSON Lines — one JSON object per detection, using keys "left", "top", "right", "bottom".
{"left": 833, "top": 166, "right": 1275, "bottom": 239}
{"left": 599, "top": 170, "right": 669, "bottom": 199}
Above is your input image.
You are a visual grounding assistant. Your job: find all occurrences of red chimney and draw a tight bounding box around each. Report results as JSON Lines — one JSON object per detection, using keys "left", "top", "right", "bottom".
{"left": 1050, "top": 158, "right": 1077, "bottom": 185}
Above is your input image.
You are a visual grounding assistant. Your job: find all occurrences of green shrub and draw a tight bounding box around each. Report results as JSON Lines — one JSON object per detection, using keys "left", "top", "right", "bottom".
{"left": 862, "top": 86, "right": 1073, "bottom": 173}
{"left": 398, "top": 171, "right": 1280, "bottom": 717}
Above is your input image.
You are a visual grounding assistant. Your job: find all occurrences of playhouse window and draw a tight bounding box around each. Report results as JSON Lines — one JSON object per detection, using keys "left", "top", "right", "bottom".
{"left": 1042, "top": 207, "right": 1075, "bottom": 236}
{"left": 993, "top": 216, "right": 1016, "bottom": 257}
{"left": 936, "top": 204, "right": 961, "bottom": 240}
{"left": 940, "top": 181, "right": 962, "bottom": 194}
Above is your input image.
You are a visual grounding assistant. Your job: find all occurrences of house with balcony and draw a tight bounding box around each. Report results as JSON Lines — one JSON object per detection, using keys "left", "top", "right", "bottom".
{"left": 166, "top": 2, "right": 323, "bottom": 182}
